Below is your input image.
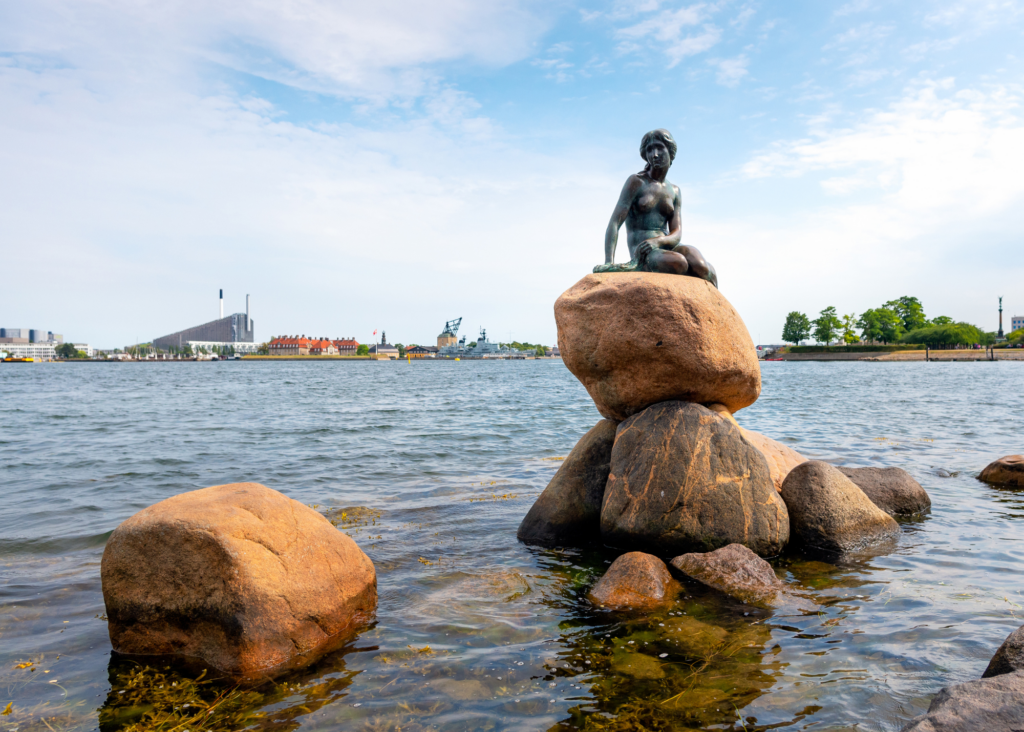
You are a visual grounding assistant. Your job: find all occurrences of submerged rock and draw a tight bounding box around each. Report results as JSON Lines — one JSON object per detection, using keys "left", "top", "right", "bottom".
{"left": 900, "top": 671, "right": 1024, "bottom": 732}
{"left": 838, "top": 466, "right": 931, "bottom": 516}
{"left": 741, "top": 428, "right": 807, "bottom": 493}
{"left": 670, "top": 544, "right": 815, "bottom": 611}
{"left": 588, "top": 552, "right": 677, "bottom": 610}
{"left": 517, "top": 419, "right": 617, "bottom": 547}
{"left": 984, "top": 625, "right": 1024, "bottom": 678}
{"left": 555, "top": 272, "right": 761, "bottom": 422}
{"left": 101, "top": 482, "right": 377, "bottom": 679}
{"left": 980, "top": 455, "right": 1024, "bottom": 487}
{"left": 780, "top": 461, "right": 900, "bottom": 557}
{"left": 601, "top": 401, "right": 789, "bottom": 557}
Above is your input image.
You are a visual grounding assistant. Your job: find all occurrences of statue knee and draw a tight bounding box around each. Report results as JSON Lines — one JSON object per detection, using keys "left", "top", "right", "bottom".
{"left": 647, "top": 250, "right": 688, "bottom": 275}
{"left": 674, "top": 245, "right": 710, "bottom": 279}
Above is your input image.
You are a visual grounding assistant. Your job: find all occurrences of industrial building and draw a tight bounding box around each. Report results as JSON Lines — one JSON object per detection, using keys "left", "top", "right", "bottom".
{"left": 0, "top": 328, "right": 63, "bottom": 344}
{"left": 152, "top": 290, "right": 256, "bottom": 353}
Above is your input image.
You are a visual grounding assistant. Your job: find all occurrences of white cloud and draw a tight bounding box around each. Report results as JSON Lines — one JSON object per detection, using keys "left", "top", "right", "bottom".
{"left": 616, "top": 4, "right": 721, "bottom": 67}
{"left": 711, "top": 54, "right": 749, "bottom": 87}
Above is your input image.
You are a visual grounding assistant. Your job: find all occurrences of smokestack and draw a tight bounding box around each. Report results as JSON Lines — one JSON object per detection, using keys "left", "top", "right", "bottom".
{"left": 219, "top": 289, "right": 224, "bottom": 319}
{"left": 246, "top": 294, "right": 250, "bottom": 332}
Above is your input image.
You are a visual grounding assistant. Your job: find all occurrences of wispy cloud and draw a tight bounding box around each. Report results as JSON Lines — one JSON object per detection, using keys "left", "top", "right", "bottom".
{"left": 616, "top": 3, "right": 722, "bottom": 67}
{"left": 711, "top": 54, "right": 749, "bottom": 86}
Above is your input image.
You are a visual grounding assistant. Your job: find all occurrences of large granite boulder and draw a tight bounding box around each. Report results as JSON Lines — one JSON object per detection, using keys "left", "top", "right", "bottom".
{"left": 781, "top": 461, "right": 900, "bottom": 556}
{"left": 601, "top": 402, "right": 789, "bottom": 557}
{"left": 983, "top": 625, "right": 1024, "bottom": 678}
{"left": 838, "top": 466, "right": 931, "bottom": 516}
{"left": 670, "top": 543, "right": 814, "bottom": 610}
{"left": 555, "top": 273, "right": 760, "bottom": 422}
{"left": 517, "top": 419, "right": 617, "bottom": 547}
{"left": 588, "top": 552, "right": 677, "bottom": 610}
{"left": 900, "top": 671, "right": 1024, "bottom": 732}
{"left": 101, "top": 482, "right": 377, "bottom": 679}
{"left": 741, "top": 428, "right": 807, "bottom": 493}
{"left": 980, "top": 455, "right": 1024, "bottom": 487}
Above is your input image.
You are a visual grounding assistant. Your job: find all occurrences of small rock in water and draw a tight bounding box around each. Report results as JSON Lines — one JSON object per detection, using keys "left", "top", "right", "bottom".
{"left": 587, "top": 552, "right": 678, "bottom": 610}
{"left": 979, "top": 455, "right": 1024, "bottom": 487}
{"left": 838, "top": 466, "right": 931, "bottom": 516}
{"left": 781, "top": 462, "right": 900, "bottom": 557}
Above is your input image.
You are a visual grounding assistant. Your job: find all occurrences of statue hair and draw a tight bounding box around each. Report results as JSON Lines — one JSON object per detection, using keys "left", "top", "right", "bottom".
{"left": 639, "top": 129, "right": 677, "bottom": 170}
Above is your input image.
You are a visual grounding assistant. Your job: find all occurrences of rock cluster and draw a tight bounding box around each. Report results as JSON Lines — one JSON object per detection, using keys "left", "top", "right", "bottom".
{"left": 101, "top": 482, "right": 377, "bottom": 679}
{"left": 838, "top": 466, "right": 931, "bottom": 515}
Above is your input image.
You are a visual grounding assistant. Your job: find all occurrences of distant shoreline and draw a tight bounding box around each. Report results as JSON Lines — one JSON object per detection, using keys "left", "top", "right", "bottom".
{"left": 771, "top": 349, "right": 1024, "bottom": 362}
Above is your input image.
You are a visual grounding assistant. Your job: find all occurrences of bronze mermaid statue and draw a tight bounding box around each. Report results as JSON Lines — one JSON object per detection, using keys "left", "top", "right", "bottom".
{"left": 595, "top": 128, "right": 717, "bottom": 288}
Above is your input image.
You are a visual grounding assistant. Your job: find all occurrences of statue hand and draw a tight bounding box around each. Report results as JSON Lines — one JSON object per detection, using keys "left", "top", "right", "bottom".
{"left": 636, "top": 239, "right": 655, "bottom": 259}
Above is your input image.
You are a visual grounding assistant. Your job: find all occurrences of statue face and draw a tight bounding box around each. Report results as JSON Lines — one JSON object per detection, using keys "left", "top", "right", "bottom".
{"left": 645, "top": 140, "right": 670, "bottom": 169}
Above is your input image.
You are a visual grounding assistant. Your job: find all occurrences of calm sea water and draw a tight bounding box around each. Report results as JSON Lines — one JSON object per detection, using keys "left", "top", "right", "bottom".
{"left": 2, "top": 360, "right": 1024, "bottom": 732}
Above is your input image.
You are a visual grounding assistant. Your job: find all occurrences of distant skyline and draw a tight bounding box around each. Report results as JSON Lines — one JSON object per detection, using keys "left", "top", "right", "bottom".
{"left": 2, "top": 0, "right": 1023, "bottom": 348}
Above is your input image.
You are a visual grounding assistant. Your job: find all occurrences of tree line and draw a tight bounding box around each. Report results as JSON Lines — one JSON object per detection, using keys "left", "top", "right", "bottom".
{"left": 782, "top": 297, "right": 1001, "bottom": 347}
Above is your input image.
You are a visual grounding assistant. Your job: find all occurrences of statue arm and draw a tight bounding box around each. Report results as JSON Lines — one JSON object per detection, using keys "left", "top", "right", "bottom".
{"left": 604, "top": 176, "right": 641, "bottom": 264}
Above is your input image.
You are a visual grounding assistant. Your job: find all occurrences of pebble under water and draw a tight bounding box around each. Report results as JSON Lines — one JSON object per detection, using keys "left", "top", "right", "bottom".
{"left": 2, "top": 359, "right": 1024, "bottom": 732}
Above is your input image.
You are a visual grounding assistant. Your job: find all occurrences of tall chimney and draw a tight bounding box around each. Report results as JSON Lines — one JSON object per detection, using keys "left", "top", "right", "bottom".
{"left": 219, "top": 289, "right": 224, "bottom": 319}
{"left": 246, "top": 294, "right": 250, "bottom": 333}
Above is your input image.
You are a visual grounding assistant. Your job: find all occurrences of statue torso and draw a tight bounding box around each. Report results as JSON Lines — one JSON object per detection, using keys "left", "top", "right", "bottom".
{"left": 625, "top": 176, "right": 677, "bottom": 254}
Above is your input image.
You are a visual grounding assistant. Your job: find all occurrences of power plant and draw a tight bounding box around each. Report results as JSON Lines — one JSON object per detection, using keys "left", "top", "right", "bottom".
{"left": 152, "top": 290, "right": 256, "bottom": 352}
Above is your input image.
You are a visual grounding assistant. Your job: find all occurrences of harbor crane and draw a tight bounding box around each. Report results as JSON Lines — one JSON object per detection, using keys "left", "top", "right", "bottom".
{"left": 442, "top": 318, "right": 462, "bottom": 337}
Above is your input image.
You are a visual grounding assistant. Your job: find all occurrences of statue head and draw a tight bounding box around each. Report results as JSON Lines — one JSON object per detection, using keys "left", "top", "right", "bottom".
{"left": 640, "top": 129, "right": 677, "bottom": 172}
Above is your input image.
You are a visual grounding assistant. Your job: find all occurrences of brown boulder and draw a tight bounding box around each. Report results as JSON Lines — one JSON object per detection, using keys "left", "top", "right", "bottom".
{"left": 588, "top": 552, "right": 677, "bottom": 610}
{"left": 741, "top": 428, "right": 807, "bottom": 493}
{"left": 670, "top": 543, "right": 815, "bottom": 610}
{"left": 780, "top": 461, "right": 900, "bottom": 556}
{"left": 517, "top": 419, "right": 617, "bottom": 547}
{"left": 983, "top": 625, "right": 1024, "bottom": 678}
{"left": 601, "top": 401, "right": 789, "bottom": 557}
{"left": 838, "top": 466, "right": 931, "bottom": 515}
{"left": 980, "top": 455, "right": 1024, "bottom": 487}
{"left": 554, "top": 273, "right": 760, "bottom": 422}
{"left": 101, "top": 482, "right": 377, "bottom": 679}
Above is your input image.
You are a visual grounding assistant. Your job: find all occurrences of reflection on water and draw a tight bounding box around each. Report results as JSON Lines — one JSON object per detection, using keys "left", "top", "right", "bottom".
{"left": 1, "top": 360, "right": 1023, "bottom": 731}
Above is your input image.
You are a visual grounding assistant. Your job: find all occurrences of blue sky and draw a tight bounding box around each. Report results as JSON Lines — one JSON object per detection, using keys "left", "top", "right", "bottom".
{"left": 2, "top": 0, "right": 1023, "bottom": 348}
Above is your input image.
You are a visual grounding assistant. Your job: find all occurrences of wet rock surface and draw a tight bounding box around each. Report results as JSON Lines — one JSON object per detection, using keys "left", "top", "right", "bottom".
{"left": 555, "top": 272, "right": 761, "bottom": 422}
{"left": 670, "top": 543, "right": 814, "bottom": 610}
{"left": 588, "top": 552, "right": 677, "bottom": 610}
{"left": 900, "top": 670, "right": 1024, "bottom": 732}
{"left": 517, "top": 419, "right": 617, "bottom": 547}
{"left": 838, "top": 466, "right": 931, "bottom": 516}
{"left": 741, "top": 428, "right": 808, "bottom": 493}
{"left": 780, "top": 461, "right": 900, "bottom": 557}
{"left": 101, "top": 482, "right": 377, "bottom": 679}
{"left": 983, "top": 625, "right": 1024, "bottom": 678}
{"left": 601, "top": 401, "right": 789, "bottom": 557}
{"left": 979, "top": 455, "right": 1024, "bottom": 487}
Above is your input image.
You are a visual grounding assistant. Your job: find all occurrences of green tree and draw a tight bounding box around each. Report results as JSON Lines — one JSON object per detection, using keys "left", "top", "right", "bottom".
{"left": 356, "top": 344, "right": 369, "bottom": 356}
{"left": 56, "top": 342, "right": 78, "bottom": 359}
{"left": 857, "top": 309, "right": 882, "bottom": 343}
{"left": 396, "top": 343, "right": 407, "bottom": 358}
{"left": 901, "top": 323, "right": 982, "bottom": 347}
{"left": 812, "top": 306, "right": 843, "bottom": 346}
{"left": 535, "top": 346, "right": 545, "bottom": 357}
{"left": 256, "top": 342, "right": 269, "bottom": 355}
{"left": 876, "top": 308, "right": 904, "bottom": 344}
{"left": 930, "top": 315, "right": 954, "bottom": 326}
{"left": 841, "top": 313, "right": 859, "bottom": 344}
{"left": 885, "top": 296, "right": 927, "bottom": 331}
{"left": 781, "top": 311, "right": 811, "bottom": 344}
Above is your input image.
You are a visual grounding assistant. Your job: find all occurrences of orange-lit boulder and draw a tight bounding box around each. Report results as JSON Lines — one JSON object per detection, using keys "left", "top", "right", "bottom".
{"left": 555, "top": 273, "right": 760, "bottom": 422}
{"left": 101, "top": 482, "right": 376, "bottom": 679}
{"left": 588, "top": 552, "right": 677, "bottom": 610}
